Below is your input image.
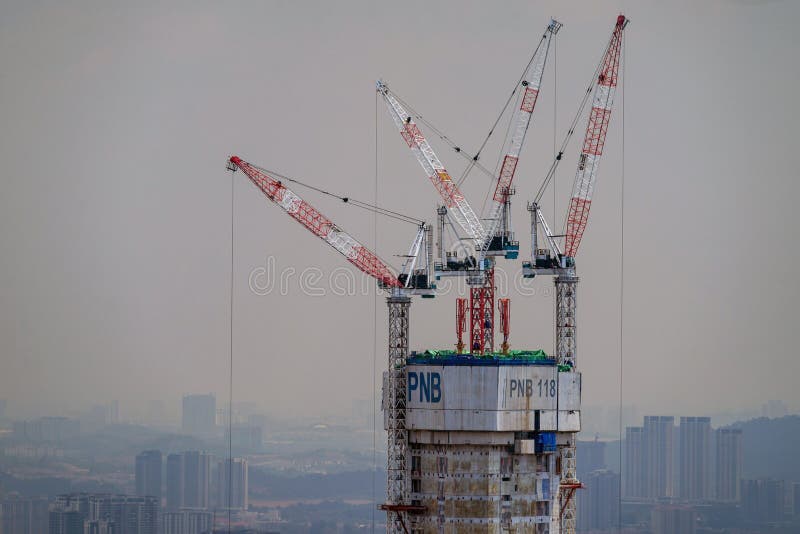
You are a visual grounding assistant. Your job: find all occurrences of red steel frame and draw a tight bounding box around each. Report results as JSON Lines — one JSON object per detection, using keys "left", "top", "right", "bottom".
{"left": 469, "top": 269, "right": 495, "bottom": 354}
{"left": 456, "top": 298, "right": 467, "bottom": 354}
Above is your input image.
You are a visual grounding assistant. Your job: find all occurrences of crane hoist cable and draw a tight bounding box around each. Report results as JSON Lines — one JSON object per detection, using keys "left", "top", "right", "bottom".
{"left": 455, "top": 28, "right": 553, "bottom": 189}
{"left": 387, "top": 92, "right": 496, "bottom": 181}
{"left": 384, "top": 28, "right": 552, "bottom": 192}
{"left": 245, "top": 162, "right": 424, "bottom": 227}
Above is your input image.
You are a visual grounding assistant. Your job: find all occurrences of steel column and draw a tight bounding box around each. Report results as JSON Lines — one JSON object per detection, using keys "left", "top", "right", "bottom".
{"left": 386, "top": 294, "right": 411, "bottom": 533}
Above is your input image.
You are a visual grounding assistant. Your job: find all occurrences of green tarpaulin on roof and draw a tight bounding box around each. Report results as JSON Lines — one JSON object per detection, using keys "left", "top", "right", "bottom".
{"left": 419, "top": 349, "right": 550, "bottom": 360}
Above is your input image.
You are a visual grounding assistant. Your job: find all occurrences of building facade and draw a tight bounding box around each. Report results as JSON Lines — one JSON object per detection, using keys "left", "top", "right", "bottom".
{"left": 623, "top": 426, "right": 644, "bottom": 499}
{"left": 49, "top": 494, "right": 158, "bottom": 534}
{"left": 679, "top": 417, "right": 711, "bottom": 501}
{"left": 0, "top": 495, "right": 48, "bottom": 534}
{"left": 166, "top": 451, "right": 212, "bottom": 510}
{"left": 741, "top": 478, "right": 786, "bottom": 523}
{"left": 651, "top": 505, "right": 696, "bottom": 534}
{"left": 162, "top": 509, "right": 213, "bottom": 534}
{"left": 715, "top": 428, "right": 743, "bottom": 502}
{"left": 643, "top": 416, "right": 675, "bottom": 499}
{"left": 216, "top": 457, "right": 249, "bottom": 510}
{"left": 577, "top": 469, "right": 620, "bottom": 531}
{"left": 387, "top": 352, "right": 581, "bottom": 532}
{"left": 181, "top": 394, "right": 216, "bottom": 436}
{"left": 135, "top": 450, "right": 162, "bottom": 501}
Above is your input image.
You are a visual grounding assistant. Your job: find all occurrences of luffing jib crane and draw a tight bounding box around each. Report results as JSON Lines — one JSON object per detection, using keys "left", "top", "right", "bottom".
{"left": 226, "top": 155, "right": 431, "bottom": 533}
{"left": 378, "top": 19, "right": 561, "bottom": 356}
{"left": 523, "top": 15, "right": 628, "bottom": 534}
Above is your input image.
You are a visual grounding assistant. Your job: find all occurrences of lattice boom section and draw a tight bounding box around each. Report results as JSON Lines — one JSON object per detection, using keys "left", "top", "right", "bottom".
{"left": 564, "top": 198, "right": 591, "bottom": 260}
{"left": 563, "top": 16, "right": 626, "bottom": 259}
{"left": 401, "top": 123, "right": 423, "bottom": 148}
{"left": 230, "top": 156, "right": 401, "bottom": 288}
{"left": 493, "top": 155, "right": 519, "bottom": 203}
{"left": 520, "top": 86, "right": 540, "bottom": 113}
{"left": 581, "top": 106, "right": 613, "bottom": 157}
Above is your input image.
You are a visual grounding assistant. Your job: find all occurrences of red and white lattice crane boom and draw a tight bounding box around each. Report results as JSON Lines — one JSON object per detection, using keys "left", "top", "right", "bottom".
{"left": 521, "top": 16, "right": 628, "bottom": 534}
{"left": 563, "top": 16, "right": 626, "bottom": 258}
{"left": 482, "top": 19, "right": 562, "bottom": 258}
{"left": 228, "top": 156, "right": 402, "bottom": 288}
{"left": 227, "top": 154, "right": 429, "bottom": 533}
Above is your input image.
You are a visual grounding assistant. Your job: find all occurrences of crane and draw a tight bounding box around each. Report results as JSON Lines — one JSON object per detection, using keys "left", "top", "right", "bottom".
{"left": 378, "top": 81, "right": 501, "bottom": 353}
{"left": 379, "top": 20, "right": 561, "bottom": 356}
{"left": 481, "top": 19, "right": 562, "bottom": 259}
{"left": 522, "top": 15, "right": 628, "bottom": 534}
{"left": 226, "top": 155, "right": 431, "bottom": 532}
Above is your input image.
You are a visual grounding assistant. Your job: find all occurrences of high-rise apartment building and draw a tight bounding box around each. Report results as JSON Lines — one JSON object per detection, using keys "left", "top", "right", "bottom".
{"left": 679, "top": 416, "right": 711, "bottom": 501}
{"left": 577, "top": 439, "right": 606, "bottom": 480}
{"left": 715, "top": 428, "right": 743, "bottom": 502}
{"left": 624, "top": 426, "right": 644, "bottom": 499}
{"left": 162, "top": 509, "right": 213, "bottom": 534}
{"left": 135, "top": 450, "right": 162, "bottom": 501}
{"left": 577, "top": 469, "right": 620, "bottom": 531}
{"left": 48, "top": 510, "right": 84, "bottom": 534}
{"left": 1, "top": 495, "right": 48, "bottom": 534}
{"left": 741, "top": 478, "right": 786, "bottom": 523}
{"left": 166, "top": 451, "right": 212, "bottom": 510}
{"left": 49, "top": 494, "right": 158, "bottom": 534}
{"left": 644, "top": 416, "right": 675, "bottom": 499}
{"left": 216, "top": 457, "right": 249, "bottom": 510}
{"left": 182, "top": 394, "right": 216, "bottom": 436}
{"left": 651, "top": 505, "right": 696, "bottom": 534}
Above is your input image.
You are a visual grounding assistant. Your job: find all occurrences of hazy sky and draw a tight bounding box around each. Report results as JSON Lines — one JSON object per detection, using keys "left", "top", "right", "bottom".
{"left": 1, "top": 1, "right": 798, "bottom": 420}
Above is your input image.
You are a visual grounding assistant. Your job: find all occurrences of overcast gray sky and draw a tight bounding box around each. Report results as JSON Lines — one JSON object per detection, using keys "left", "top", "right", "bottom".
{"left": 1, "top": 1, "right": 798, "bottom": 420}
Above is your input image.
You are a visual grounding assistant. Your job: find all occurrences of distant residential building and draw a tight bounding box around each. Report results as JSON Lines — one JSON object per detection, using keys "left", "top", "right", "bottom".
{"left": 0, "top": 495, "right": 48, "bottom": 534}
{"left": 741, "top": 478, "right": 786, "bottom": 523}
{"left": 225, "top": 424, "right": 263, "bottom": 450}
{"left": 761, "top": 399, "right": 788, "bottom": 419}
{"left": 49, "top": 493, "right": 158, "bottom": 534}
{"left": 83, "top": 519, "right": 114, "bottom": 534}
{"left": 162, "top": 509, "right": 213, "bottom": 534}
{"left": 135, "top": 450, "right": 162, "bottom": 501}
{"left": 623, "top": 426, "right": 645, "bottom": 499}
{"left": 167, "top": 451, "right": 212, "bottom": 510}
{"left": 679, "top": 416, "right": 711, "bottom": 501}
{"left": 644, "top": 416, "right": 675, "bottom": 499}
{"left": 577, "top": 438, "right": 606, "bottom": 480}
{"left": 48, "top": 510, "right": 84, "bottom": 534}
{"left": 577, "top": 469, "right": 619, "bottom": 531}
{"left": 182, "top": 394, "right": 216, "bottom": 436}
{"left": 715, "top": 427, "right": 743, "bottom": 502}
{"left": 651, "top": 505, "right": 696, "bottom": 534}
{"left": 793, "top": 482, "right": 800, "bottom": 517}
{"left": 13, "top": 417, "right": 79, "bottom": 442}
{"left": 216, "top": 457, "right": 249, "bottom": 510}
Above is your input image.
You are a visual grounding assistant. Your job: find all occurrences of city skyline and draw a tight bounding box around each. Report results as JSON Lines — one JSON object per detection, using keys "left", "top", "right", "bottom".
{"left": 1, "top": 1, "right": 798, "bottom": 420}
{"left": 1, "top": 1, "right": 798, "bottom": 532}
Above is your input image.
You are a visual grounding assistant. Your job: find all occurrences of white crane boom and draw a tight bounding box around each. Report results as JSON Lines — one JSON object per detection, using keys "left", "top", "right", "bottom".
{"left": 377, "top": 82, "right": 487, "bottom": 245}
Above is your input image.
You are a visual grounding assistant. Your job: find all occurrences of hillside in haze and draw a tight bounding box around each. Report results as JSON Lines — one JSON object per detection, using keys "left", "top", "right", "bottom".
{"left": 729, "top": 415, "right": 800, "bottom": 482}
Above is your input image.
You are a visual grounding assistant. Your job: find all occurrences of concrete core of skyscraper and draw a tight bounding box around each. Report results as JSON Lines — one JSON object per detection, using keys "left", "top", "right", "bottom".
{"left": 383, "top": 350, "right": 580, "bottom": 532}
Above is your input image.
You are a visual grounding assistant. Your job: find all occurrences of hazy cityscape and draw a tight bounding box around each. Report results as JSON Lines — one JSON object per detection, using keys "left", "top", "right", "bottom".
{"left": 1, "top": 395, "right": 799, "bottom": 532}
{"left": 2, "top": 1, "right": 798, "bottom": 533}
